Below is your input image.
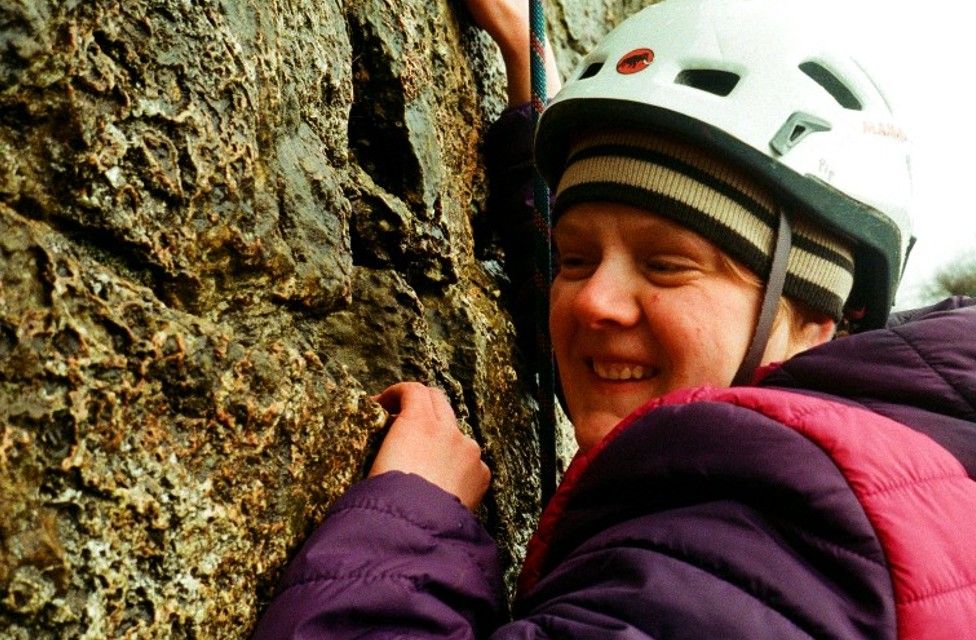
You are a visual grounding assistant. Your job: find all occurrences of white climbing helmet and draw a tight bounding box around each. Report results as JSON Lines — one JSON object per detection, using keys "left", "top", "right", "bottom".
{"left": 536, "top": 0, "right": 914, "bottom": 329}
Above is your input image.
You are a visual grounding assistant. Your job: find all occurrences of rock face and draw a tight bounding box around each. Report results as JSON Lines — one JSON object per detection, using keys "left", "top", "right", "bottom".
{"left": 0, "top": 0, "right": 650, "bottom": 637}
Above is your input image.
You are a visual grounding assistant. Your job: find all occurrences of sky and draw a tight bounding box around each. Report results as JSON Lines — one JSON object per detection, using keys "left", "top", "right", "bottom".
{"left": 837, "top": 1, "right": 976, "bottom": 308}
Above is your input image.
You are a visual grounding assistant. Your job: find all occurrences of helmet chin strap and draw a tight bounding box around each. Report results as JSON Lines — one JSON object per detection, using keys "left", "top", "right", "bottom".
{"left": 732, "top": 208, "right": 792, "bottom": 386}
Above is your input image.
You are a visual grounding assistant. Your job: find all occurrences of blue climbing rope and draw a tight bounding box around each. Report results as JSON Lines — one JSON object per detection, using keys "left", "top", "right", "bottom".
{"left": 529, "top": 0, "right": 557, "bottom": 507}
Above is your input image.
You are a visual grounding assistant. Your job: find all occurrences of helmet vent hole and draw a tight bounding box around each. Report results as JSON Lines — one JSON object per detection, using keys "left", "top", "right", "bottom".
{"left": 674, "top": 69, "right": 739, "bottom": 96}
{"left": 799, "top": 61, "right": 862, "bottom": 110}
{"left": 578, "top": 62, "right": 604, "bottom": 80}
{"left": 770, "top": 112, "right": 832, "bottom": 156}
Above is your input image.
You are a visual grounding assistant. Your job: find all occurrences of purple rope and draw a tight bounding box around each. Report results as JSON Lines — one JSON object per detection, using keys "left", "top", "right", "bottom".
{"left": 529, "top": 0, "right": 556, "bottom": 506}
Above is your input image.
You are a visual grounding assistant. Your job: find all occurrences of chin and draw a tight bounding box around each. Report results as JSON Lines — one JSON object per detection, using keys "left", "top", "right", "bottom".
{"left": 572, "top": 411, "right": 628, "bottom": 452}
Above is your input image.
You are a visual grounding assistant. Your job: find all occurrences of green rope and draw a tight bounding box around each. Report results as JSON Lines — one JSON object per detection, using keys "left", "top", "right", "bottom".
{"left": 529, "top": 0, "right": 556, "bottom": 506}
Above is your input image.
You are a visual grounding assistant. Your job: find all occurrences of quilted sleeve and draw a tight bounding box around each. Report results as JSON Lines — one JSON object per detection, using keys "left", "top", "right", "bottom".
{"left": 250, "top": 471, "right": 505, "bottom": 640}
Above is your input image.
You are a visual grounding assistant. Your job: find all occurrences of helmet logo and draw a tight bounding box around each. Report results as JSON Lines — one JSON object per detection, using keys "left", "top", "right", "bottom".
{"left": 616, "top": 48, "right": 655, "bottom": 74}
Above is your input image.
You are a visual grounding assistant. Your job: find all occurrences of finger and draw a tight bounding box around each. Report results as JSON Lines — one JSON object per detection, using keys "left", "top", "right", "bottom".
{"left": 377, "top": 382, "right": 452, "bottom": 429}
{"left": 479, "top": 460, "right": 492, "bottom": 492}
{"left": 462, "top": 460, "right": 493, "bottom": 510}
{"left": 425, "top": 386, "right": 457, "bottom": 427}
{"left": 374, "top": 381, "right": 424, "bottom": 414}
{"left": 375, "top": 382, "right": 462, "bottom": 440}
{"left": 373, "top": 385, "right": 401, "bottom": 413}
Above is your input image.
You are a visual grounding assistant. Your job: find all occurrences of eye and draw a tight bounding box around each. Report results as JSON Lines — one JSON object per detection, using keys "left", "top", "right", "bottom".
{"left": 557, "top": 253, "right": 586, "bottom": 268}
{"left": 641, "top": 256, "right": 699, "bottom": 281}
{"left": 644, "top": 260, "right": 682, "bottom": 272}
{"left": 553, "top": 248, "right": 597, "bottom": 279}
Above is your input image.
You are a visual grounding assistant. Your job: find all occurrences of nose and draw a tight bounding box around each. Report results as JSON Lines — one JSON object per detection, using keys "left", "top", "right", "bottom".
{"left": 569, "top": 258, "right": 642, "bottom": 329}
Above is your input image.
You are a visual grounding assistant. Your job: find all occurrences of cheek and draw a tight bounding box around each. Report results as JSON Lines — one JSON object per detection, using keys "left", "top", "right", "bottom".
{"left": 708, "top": 287, "right": 761, "bottom": 363}
{"left": 549, "top": 282, "right": 567, "bottom": 325}
{"left": 659, "top": 285, "right": 757, "bottom": 375}
{"left": 549, "top": 284, "right": 574, "bottom": 357}
{"left": 549, "top": 281, "right": 570, "bottom": 313}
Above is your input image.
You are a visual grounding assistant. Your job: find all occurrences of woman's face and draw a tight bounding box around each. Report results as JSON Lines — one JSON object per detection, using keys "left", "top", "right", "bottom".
{"left": 550, "top": 201, "right": 765, "bottom": 451}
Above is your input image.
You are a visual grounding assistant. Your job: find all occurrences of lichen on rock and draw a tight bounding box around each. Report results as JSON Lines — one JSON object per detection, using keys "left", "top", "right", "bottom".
{"left": 0, "top": 0, "right": 646, "bottom": 636}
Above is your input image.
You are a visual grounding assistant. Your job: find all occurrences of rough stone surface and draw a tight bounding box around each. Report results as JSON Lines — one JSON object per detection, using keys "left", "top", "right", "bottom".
{"left": 0, "top": 0, "right": 650, "bottom": 637}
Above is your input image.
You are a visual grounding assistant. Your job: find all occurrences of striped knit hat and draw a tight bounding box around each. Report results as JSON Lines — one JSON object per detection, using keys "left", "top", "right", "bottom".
{"left": 553, "top": 131, "right": 855, "bottom": 320}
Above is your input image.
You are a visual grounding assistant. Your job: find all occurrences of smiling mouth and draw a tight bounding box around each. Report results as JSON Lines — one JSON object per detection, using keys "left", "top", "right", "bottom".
{"left": 592, "top": 360, "right": 656, "bottom": 381}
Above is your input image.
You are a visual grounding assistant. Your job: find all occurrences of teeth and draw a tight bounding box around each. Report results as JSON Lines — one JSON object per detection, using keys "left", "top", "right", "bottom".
{"left": 594, "top": 362, "right": 650, "bottom": 381}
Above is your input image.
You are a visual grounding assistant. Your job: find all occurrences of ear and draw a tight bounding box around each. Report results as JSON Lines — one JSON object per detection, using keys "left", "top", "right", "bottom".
{"left": 762, "top": 304, "right": 837, "bottom": 365}
{"left": 790, "top": 316, "right": 837, "bottom": 355}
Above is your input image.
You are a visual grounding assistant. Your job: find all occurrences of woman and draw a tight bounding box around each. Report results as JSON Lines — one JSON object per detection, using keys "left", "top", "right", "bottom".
{"left": 251, "top": 1, "right": 976, "bottom": 637}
